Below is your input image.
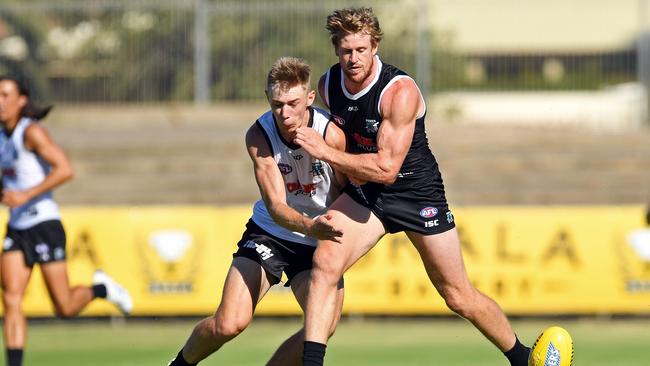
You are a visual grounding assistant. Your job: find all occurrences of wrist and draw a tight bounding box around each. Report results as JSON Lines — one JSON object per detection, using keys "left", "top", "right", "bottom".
{"left": 302, "top": 217, "right": 314, "bottom": 236}
{"left": 24, "top": 188, "right": 37, "bottom": 201}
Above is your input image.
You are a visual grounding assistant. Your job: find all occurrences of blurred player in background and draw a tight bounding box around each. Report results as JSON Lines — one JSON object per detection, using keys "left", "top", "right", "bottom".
{"left": 167, "top": 57, "right": 346, "bottom": 366}
{"left": 0, "top": 76, "right": 132, "bottom": 366}
{"left": 294, "top": 7, "right": 532, "bottom": 366}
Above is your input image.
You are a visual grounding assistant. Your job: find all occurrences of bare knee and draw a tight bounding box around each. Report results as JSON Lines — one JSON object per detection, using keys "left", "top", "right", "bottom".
{"left": 52, "top": 301, "right": 77, "bottom": 319}
{"left": 2, "top": 291, "right": 23, "bottom": 313}
{"left": 441, "top": 286, "right": 478, "bottom": 319}
{"left": 312, "top": 248, "right": 344, "bottom": 286}
{"left": 54, "top": 308, "right": 76, "bottom": 319}
{"left": 208, "top": 312, "right": 250, "bottom": 340}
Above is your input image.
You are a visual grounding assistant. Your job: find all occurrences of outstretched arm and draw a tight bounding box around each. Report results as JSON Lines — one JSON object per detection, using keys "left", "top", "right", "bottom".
{"left": 296, "top": 78, "right": 422, "bottom": 185}
{"left": 1, "top": 124, "right": 74, "bottom": 208}
{"left": 246, "top": 123, "right": 343, "bottom": 242}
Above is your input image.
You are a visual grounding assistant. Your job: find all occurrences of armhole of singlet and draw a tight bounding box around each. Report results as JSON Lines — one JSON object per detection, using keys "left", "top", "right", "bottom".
{"left": 322, "top": 119, "right": 331, "bottom": 141}
{"left": 15, "top": 119, "right": 31, "bottom": 152}
{"left": 377, "top": 75, "right": 426, "bottom": 119}
{"left": 255, "top": 119, "right": 274, "bottom": 156}
{"left": 322, "top": 69, "right": 331, "bottom": 108}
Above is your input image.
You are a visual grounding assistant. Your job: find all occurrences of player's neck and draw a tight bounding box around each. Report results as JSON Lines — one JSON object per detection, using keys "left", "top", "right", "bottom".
{"left": 0, "top": 117, "right": 19, "bottom": 133}
{"left": 343, "top": 57, "right": 378, "bottom": 94}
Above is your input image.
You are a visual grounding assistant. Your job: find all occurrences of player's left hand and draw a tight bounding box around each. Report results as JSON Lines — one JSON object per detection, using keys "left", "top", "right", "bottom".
{"left": 309, "top": 214, "right": 343, "bottom": 243}
{"left": 294, "top": 127, "right": 329, "bottom": 160}
{"left": 1, "top": 189, "right": 31, "bottom": 208}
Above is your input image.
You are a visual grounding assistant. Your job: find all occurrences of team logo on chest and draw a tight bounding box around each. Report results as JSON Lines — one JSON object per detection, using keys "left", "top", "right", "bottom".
{"left": 311, "top": 161, "right": 325, "bottom": 177}
{"left": 364, "top": 119, "right": 379, "bottom": 134}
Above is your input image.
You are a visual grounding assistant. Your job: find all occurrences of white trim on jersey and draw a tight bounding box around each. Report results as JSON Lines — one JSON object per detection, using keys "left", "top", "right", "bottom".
{"left": 377, "top": 75, "right": 427, "bottom": 119}
{"left": 323, "top": 69, "right": 331, "bottom": 108}
{"left": 340, "top": 55, "right": 383, "bottom": 100}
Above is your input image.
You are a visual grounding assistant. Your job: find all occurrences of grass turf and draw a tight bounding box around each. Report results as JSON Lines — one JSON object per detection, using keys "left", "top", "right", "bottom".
{"left": 2, "top": 317, "right": 648, "bottom": 365}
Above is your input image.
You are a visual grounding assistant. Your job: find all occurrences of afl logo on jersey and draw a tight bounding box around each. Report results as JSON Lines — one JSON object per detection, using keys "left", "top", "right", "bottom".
{"left": 419, "top": 207, "right": 438, "bottom": 218}
{"left": 277, "top": 163, "right": 293, "bottom": 175}
{"left": 332, "top": 114, "right": 345, "bottom": 127}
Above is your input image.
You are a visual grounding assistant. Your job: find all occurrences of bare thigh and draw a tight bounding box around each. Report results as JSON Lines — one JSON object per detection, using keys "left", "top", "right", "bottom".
{"left": 315, "top": 193, "right": 387, "bottom": 274}
{"left": 406, "top": 228, "right": 473, "bottom": 293}
{"left": 217, "top": 257, "right": 275, "bottom": 318}
{"left": 39, "top": 261, "right": 71, "bottom": 300}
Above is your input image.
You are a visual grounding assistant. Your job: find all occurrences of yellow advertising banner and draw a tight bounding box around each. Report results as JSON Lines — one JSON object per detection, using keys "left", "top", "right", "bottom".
{"left": 0, "top": 205, "right": 648, "bottom": 316}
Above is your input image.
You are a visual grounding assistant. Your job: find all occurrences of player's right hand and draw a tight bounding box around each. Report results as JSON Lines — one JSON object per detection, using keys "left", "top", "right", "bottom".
{"left": 308, "top": 214, "right": 343, "bottom": 242}
{"left": 1, "top": 189, "right": 30, "bottom": 208}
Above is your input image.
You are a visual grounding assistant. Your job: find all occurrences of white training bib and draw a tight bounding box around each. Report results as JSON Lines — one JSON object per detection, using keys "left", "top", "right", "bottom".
{"left": 0, "top": 118, "right": 60, "bottom": 229}
{"left": 251, "top": 107, "right": 339, "bottom": 246}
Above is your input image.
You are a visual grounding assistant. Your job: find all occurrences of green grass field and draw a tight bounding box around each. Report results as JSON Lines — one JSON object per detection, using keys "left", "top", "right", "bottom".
{"left": 3, "top": 317, "right": 648, "bottom": 365}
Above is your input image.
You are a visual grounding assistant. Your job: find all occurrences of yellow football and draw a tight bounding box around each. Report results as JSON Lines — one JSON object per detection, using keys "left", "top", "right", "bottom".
{"left": 528, "top": 326, "right": 574, "bottom": 366}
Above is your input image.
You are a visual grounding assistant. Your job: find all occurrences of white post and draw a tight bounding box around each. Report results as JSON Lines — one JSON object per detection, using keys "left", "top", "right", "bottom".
{"left": 194, "top": 0, "right": 211, "bottom": 104}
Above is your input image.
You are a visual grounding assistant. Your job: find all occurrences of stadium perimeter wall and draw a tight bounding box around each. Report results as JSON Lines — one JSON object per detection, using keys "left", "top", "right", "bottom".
{"left": 45, "top": 103, "right": 650, "bottom": 206}
{"left": 1, "top": 205, "right": 648, "bottom": 317}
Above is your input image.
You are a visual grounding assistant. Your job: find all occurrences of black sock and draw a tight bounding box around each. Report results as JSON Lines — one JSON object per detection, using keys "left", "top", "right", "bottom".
{"left": 92, "top": 284, "right": 107, "bottom": 299}
{"left": 503, "top": 336, "right": 531, "bottom": 366}
{"left": 303, "top": 341, "right": 326, "bottom": 366}
{"left": 6, "top": 348, "right": 23, "bottom": 366}
{"left": 168, "top": 349, "right": 196, "bottom": 366}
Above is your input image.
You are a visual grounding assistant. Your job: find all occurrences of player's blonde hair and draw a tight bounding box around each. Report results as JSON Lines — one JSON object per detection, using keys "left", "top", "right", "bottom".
{"left": 266, "top": 57, "right": 311, "bottom": 93}
{"left": 326, "top": 7, "right": 383, "bottom": 48}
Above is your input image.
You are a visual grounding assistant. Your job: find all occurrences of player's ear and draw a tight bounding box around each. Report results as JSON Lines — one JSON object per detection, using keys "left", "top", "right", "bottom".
{"left": 306, "top": 89, "right": 316, "bottom": 106}
{"left": 18, "top": 95, "right": 27, "bottom": 109}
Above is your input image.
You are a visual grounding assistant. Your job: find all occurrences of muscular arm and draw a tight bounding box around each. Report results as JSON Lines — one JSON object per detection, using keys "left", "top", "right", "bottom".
{"left": 1, "top": 124, "right": 74, "bottom": 208}
{"left": 298, "top": 78, "right": 421, "bottom": 185}
{"left": 246, "top": 123, "right": 342, "bottom": 242}
{"left": 323, "top": 120, "right": 348, "bottom": 189}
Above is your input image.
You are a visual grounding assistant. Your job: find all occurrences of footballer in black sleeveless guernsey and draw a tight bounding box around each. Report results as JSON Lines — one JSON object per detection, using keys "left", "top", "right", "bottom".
{"left": 324, "top": 56, "right": 455, "bottom": 234}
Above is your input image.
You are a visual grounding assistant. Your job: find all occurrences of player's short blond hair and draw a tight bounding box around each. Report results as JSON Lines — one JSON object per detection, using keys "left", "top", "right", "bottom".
{"left": 326, "top": 7, "right": 383, "bottom": 48}
{"left": 266, "top": 57, "right": 311, "bottom": 93}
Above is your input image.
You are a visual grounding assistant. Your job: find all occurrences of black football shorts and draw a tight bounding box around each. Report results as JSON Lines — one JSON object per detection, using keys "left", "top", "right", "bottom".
{"left": 343, "top": 181, "right": 456, "bottom": 235}
{"left": 3, "top": 220, "right": 67, "bottom": 267}
{"left": 233, "top": 219, "right": 315, "bottom": 286}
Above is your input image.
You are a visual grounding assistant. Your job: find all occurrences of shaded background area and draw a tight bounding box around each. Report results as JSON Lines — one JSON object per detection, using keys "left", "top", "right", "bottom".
{"left": 45, "top": 104, "right": 650, "bottom": 206}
